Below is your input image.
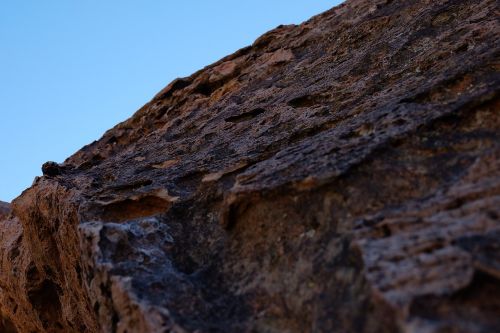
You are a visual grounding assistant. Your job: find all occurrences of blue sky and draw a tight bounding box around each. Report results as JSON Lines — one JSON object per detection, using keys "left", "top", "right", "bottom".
{"left": 0, "top": 1, "right": 340, "bottom": 201}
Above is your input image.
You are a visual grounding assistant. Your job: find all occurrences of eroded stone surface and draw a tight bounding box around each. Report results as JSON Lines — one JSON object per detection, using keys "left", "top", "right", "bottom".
{"left": 1, "top": 0, "right": 499, "bottom": 332}
{"left": 0, "top": 201, "right": 9, "bottom": 220}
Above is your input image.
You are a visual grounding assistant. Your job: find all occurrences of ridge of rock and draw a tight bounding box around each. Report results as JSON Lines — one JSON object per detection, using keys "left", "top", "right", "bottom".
{"left": 1, "top": 0, "right": 499, "bottom": 332}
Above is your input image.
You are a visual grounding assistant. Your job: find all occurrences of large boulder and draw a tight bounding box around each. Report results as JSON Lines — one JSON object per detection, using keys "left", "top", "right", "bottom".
{"left": 1, "top": 0, "right": 499, "bottom": 332}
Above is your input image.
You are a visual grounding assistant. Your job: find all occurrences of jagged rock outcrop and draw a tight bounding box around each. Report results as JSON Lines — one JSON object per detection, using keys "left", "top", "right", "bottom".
{"left": 1, "top": 0, "right": 499, "bottom": 332}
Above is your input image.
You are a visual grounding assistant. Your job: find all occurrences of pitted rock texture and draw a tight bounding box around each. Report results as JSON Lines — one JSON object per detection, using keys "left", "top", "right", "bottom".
{"left": 1, "top": 0, "right": 499, "bottom": 332}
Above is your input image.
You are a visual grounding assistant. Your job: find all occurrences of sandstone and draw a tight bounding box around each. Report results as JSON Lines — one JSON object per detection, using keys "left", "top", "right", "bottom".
{"left": 1, "top": 0, "right": 499, "bottom": 332}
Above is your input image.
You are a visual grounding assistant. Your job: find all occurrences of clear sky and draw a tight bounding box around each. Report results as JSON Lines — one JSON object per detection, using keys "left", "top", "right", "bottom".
{"left": 0, "top": 1, "right": 341, "bottom": 202}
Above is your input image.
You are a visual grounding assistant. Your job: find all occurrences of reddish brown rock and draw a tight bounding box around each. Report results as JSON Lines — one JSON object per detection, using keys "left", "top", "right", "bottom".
{"left": 0, "top": 201, "right": 9, "bottom": 220}
{"left": 1, "top": 0, "right": 499, "bottom": 332}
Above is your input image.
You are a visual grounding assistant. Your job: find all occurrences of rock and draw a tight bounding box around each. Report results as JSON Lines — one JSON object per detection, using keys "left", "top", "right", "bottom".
{"left": 1, "top": 0, "right": 499, "bottom": 332}
{"left": 0, "top": 201, "right": 10, "bottom": 220}
{"left": 262, "top": 48, "right": 295, "bottom": 67}
{"left": 41, "top": 161, "right": 62, "bottom": 177}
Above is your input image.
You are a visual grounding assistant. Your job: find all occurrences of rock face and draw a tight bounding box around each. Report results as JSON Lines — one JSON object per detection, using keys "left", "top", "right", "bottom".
{"left": 0, "top": 201, "right": 9, "bottom": 220}
{"left": 1, "top": 0, "right": 499, "bottom": 332}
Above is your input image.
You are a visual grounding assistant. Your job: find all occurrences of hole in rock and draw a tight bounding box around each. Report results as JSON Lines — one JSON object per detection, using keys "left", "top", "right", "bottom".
{"left": 288, "top": 94, "right": 322, "bottom": 108}
{"left": 28, "top": 280, "right": 62, "bottom": 330}
{"left": 157, "top": 78, "right": 192, "bottom": 99}
{"left": 94, "top": 195, "right": 174, "bottom": 222}
{"left": 193, "top": 79, "right": 225, "bottom": 96}
{"left": 224, "top": 108, "right": 266, "bottom": 123}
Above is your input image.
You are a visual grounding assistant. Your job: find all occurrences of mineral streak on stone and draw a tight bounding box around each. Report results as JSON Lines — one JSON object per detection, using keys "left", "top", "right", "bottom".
{"left": 1, "top": 0, "right": 499, "bottom": 332}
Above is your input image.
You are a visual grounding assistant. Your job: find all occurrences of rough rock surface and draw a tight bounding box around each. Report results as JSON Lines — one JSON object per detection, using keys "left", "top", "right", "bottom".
{"left": 1, "top": 0, "right": 499, "bottom": 332}
{"left": 0, "top": 201, "right": 9, "bottom": 220}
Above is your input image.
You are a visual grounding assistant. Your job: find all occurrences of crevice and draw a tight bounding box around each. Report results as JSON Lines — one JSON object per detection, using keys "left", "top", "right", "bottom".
{"left": 225, "top": 108, "right": 267, "bottom": 123}
{"left": 288, "top": 93, "right": 326, "bottom": 108}
{"left": 92, "top": 195, "right": 174, "bottom": 222}
{"left": 155, "top": 77, "right": 192, "bottom": 100}
{"left": 28, "top": 280, "right": 63, "bottom": 330}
